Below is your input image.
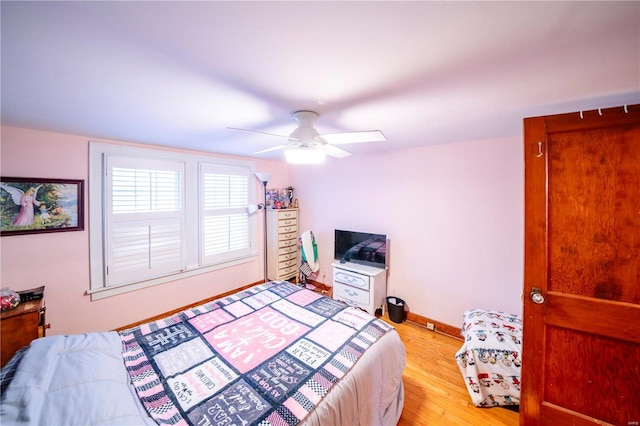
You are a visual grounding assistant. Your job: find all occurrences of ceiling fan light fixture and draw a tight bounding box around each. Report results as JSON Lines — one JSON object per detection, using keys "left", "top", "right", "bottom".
{"left": 285, "top": 143, "right": 326, "bottom": 164}
{"left": 229, "top": 110, "right": 385, "bottom": 162}
{"left": 289, "top": 124, "right": 320, "bottom": 142}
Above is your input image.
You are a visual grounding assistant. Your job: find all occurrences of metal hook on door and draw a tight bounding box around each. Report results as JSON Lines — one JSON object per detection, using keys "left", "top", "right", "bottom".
{"left": 536, "top": 141, "right": 544, "bottom": 157}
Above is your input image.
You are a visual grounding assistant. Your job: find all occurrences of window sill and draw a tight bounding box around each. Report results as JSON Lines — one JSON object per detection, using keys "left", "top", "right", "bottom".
{"left": 87, "top": 255, "right": 257, "bottom": 301}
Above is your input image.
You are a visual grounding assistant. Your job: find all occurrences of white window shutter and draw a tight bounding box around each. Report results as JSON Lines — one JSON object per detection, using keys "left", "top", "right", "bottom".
{"left": 200, "top": 163, "right": 251, "bottom": 265}
{"left": 105, "top": 156, "right": 185, "bottom": 286}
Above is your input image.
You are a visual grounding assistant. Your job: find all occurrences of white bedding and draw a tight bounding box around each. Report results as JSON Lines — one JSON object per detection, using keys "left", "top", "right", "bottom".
{"left": 0, "top": 332, "right": 156, "bottom": 425}
{"left": 301, "top": 329, "right": 405, "bottom": 426}
{"left": 1, "top": 286, "right": 406, "bottom": 426}
{"left": 454, "top": 309, "right": 522, "bottom": 407}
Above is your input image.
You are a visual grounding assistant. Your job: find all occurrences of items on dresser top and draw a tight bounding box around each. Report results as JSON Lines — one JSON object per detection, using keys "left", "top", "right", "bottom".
{"left": 0, "top": 289, "right": 20, "bottom": 312}
{"left": 16, "top": 286, "right": 45, "bottom": 302}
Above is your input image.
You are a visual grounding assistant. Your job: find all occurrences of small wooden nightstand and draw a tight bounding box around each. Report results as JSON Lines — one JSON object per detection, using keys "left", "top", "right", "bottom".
{"left": 1, "top": 298, "right": 48, "bottom": 367}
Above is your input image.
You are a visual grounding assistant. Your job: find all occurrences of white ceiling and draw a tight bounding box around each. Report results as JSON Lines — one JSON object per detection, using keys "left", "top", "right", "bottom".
{"left": 2, "top": 1, "right": 639, "bottom": 161}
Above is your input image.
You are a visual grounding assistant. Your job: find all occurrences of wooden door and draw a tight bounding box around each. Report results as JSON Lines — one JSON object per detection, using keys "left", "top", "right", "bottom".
{"left": 522, "top": 105, "right": 640, "bottom": 426}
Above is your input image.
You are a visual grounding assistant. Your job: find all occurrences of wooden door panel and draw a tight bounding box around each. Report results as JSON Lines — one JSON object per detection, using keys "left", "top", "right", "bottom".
{"left": 540, "top": 403, "right": 619, "bottom": 426}
{"left": 548, "top": 128, "right": 640, "bottom": 304}
{"left": 545, "top": 327, "right": 639, "bottom": 424}
{"left": 522, "top": 105, "right": 640, "bottom": 426}
{"left": 545, "top": 292, "right": 640, "bottom": 343}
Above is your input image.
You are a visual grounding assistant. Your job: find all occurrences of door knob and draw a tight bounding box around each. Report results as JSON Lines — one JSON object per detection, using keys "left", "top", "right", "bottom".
{"left": 530, "top": 288, "right": 545, "bottom": 304}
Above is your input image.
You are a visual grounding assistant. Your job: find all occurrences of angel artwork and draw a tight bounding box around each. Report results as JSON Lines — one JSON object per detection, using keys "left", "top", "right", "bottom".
{"left": 0, "top": 178, "right": 83, "bottom": 235}
{"left": 0, "top": 184, "right": 43, "bottom": 226}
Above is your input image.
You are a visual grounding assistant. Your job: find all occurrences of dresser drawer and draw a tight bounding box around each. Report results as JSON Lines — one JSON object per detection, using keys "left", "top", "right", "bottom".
{"left": 279, "top": 257, "right": 298, "bottom": 270}
{"left": 278, "top": 232, "right": 297, "bottom": 242}
{"left": 278, "top": 210, "right": 297, "bottom": 220}
{"left": 333, "top": 268, "right": 370, "bottom": 291}
{"left": 279, "top": 250, "right": 298, "bottom": 262}
{"left": 278, "top": 239, "right": 298, "bottom": 250}
{"left": 334, "top": 282, "right": 370, "bottom": 307}
{"left": 278, "top": 223, "right": 297, "bottom": 234}
{"left": 278, "top": 245, "right": 298, "bottom": 256}
{"left": 278, "top": 264, "right": 298, "bottom": 279}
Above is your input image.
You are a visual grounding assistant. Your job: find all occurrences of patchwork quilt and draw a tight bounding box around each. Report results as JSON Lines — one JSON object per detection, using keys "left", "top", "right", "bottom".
{"left": 119, "top": 282, "right": 393, "bottom": 426}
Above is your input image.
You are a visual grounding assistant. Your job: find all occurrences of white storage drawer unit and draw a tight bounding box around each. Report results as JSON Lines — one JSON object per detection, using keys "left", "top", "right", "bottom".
{"left": 332, "top": 261, "right": 387, "bottom": 315}
{"left": 333, "top": 281, "right": 370, "bottom": 306}
{"left": 267, "top": 209, "right": 299, "bottom": 281}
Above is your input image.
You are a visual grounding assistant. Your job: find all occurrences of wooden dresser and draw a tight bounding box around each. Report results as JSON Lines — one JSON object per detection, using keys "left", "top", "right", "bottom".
{"left": 266, "top": 208, "right": 299, "bottom": 281}
{"left": 1, "top": 298, "right": 47, "bottom": 367}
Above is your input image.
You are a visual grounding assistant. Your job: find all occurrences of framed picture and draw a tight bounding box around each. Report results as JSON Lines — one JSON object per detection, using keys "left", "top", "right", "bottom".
{"left": 0, "top": 177, "right": 84, "bottom": 236}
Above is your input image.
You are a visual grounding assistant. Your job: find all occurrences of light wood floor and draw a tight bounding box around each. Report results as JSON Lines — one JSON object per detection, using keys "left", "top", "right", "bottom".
{"left": 381, "top": 316, "right": 520, "bottom": 426}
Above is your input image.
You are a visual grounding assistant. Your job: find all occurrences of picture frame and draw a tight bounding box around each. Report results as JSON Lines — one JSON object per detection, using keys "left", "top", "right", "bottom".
{"left": 0, "top": 177, "right": 84, "bottom": 236}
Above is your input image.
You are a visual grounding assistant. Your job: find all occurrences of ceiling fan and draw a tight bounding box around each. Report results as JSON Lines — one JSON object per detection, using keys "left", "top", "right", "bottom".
{"left": 228, "top": 110, "right": 387, "bottom": 164}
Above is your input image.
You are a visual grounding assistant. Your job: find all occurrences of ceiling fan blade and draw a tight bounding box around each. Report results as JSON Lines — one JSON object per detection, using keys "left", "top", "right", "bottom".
{"left": 253, "top": 145, "right": 286, "bottom": 154}
{"left": 320, "top": 130, "right": 387, "bottom": 145}
{"left": 325, "top": 144, "right": 351, "bottom": 159}
{"left": 227, "top": 127, "right": 288, "bottom": 139}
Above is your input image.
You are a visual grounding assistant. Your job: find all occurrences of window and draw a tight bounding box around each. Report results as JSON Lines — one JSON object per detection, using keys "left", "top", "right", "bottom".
{"left": 200, "top": 163, "right": 252, "bottom": 266}
{"left": 106, "top": 156, "right": 185, "bottom": 286}
{"left": 89, "top": 142, "right": 257, "bottom": 300}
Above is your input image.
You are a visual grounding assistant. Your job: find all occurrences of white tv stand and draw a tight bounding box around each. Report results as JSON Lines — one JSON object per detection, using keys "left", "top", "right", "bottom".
{"left": 331, "top": 261, "right": 387, "bottom": 316}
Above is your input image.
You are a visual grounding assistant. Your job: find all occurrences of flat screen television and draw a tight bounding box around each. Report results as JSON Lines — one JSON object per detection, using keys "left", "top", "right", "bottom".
{"left": 334, "top": 229, "right": 387, "bottom": 269}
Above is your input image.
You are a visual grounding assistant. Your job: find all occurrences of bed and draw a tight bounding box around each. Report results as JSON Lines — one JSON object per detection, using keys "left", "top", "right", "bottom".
{"left": 454, "top": 309, "right": 522, "bottom": 408}
{"left": 0, "top": 281, "right": 405, "bottom": 425}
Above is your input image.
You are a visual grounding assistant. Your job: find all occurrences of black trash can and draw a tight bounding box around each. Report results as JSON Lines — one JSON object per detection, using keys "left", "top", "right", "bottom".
{"left": 386, "top": 296, "right": 406, "bottom": 323}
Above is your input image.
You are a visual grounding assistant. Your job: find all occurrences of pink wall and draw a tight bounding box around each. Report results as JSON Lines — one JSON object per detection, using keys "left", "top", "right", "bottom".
{"left": 290, "top": 137, "right": 524, "bottom": 327}
{"left": 0, "top": 126, "right": 289, "bottom": 334}
{"left": 2, "top": 124, "right": 523, "bottom": 333}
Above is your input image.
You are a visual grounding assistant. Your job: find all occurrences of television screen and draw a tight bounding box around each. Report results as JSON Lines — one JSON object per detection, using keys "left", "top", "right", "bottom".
{"left": 334, "top": 229, "right": 387, "bottom": 269}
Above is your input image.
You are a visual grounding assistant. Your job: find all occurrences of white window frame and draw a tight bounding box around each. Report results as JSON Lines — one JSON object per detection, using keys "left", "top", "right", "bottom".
{"left": 106, "top": 156, "right": 186, "bottom": 287}
{"left": 88, "top": 141, "right": 257, "bottom": 300}
{"left": 199, "top": 163, "right": 253, "bottom": 266}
